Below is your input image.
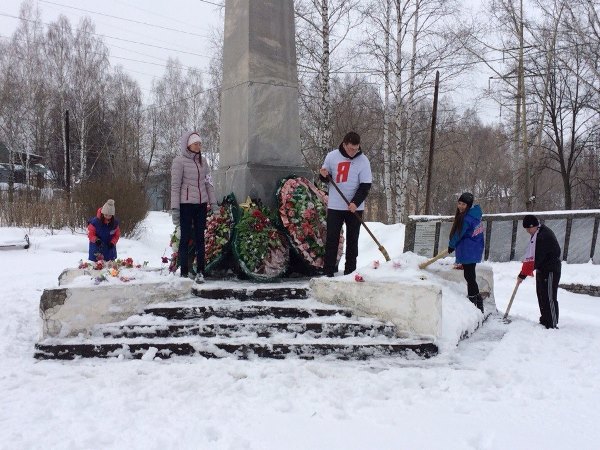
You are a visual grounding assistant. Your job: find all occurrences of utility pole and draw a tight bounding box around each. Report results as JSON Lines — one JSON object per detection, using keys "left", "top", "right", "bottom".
{"left": 519, "top": 0, "right": 531, "bottom": 212}
{"left": 65, "top": 110, "right": 71, "bottom": 199}
{"left": 424, "top": 70, "right": 440, "bottom": 215}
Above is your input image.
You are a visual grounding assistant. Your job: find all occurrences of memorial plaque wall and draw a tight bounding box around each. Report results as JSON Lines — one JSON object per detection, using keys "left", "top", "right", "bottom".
{"left": 414, "top": 222, "right": 437, "bottom": 257}
{"left": 488, "top": 221, "right": 513, "bottom": 262}
{"left": 567, "top": 218, "right": 595, "bottom": 263}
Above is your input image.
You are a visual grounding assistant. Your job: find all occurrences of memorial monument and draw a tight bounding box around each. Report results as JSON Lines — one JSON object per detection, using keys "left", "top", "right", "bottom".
{"left": 214, "top": 0, "right": 311, "bottom": 207}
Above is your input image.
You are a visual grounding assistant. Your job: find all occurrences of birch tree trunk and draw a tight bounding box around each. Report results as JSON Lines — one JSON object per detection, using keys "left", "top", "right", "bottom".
{"left": 393, "top": 0, "right": 407, "bottom": 222}
{"left": 319, "top": 0, "right": 332, "bottom": 153}
{"left": 383, "top": 0, "right": 394, "bottom": 222}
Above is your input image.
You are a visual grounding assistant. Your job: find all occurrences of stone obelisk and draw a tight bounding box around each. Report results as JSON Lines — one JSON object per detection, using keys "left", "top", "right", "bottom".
{"left": 214, "top": 0, "right": 310, "bottom": 207}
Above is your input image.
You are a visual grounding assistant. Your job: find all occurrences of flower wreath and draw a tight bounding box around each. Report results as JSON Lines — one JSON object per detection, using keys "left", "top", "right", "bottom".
{"left": 276, "top": 176, "right": 343, "bottom": 273}
{"left": 233, "top": 202, "right": 289, "bottom": 281}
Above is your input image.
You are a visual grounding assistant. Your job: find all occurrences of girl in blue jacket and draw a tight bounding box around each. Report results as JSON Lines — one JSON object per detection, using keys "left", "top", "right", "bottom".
{"left": 448, "top": 192, "right": 485, "bottom": 312}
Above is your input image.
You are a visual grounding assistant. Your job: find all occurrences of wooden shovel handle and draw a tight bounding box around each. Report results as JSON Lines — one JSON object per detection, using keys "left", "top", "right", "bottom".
{"left": 503, "top": 282, "right": 520, "bottom": 319}
{"left": 419, "top": 249, "right": 450, "bottom": 269}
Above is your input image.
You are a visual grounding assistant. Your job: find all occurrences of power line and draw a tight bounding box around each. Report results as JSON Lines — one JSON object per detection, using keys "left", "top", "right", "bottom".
{"left": 197, "top": 0, "right": 224, "bottom": 7}
{"left": 37, "top": 0, "right": 213, "bottom": 39}
{"left": 0, "top": 33, "right": 206, "bottom": 73}
{"left": 140, "top": 85, "right": 219, "bottom": 113}
{"left": 112, "top": 0, "right": 198, "bottom": 29}
{"left": 0, "top": 12, "right": 211, "bottom": 59}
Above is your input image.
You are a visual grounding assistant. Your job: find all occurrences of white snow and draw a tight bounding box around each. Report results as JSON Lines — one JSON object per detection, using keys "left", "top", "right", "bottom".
{"left": 1, "top": 212, "right": 600, "bottom": 449}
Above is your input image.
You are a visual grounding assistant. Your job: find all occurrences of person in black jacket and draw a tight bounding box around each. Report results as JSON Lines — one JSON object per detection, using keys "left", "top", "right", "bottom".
{"left": 517, "top": 215, "right": 562, "bottom": 329}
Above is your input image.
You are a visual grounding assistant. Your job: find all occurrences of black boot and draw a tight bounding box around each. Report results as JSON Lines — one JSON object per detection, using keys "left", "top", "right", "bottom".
{"left": 474, "top": 293, "right": 484, "bottom": 313}
{"left": 468, "top": 294, "right": 484, "bottom": 313}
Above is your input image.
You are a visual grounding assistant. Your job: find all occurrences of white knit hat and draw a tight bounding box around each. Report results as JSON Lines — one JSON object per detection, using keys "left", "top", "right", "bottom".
{"left": 101, "top": 199, "right": 115, "bottom": 216}
{"left": 187, "top": 133, "right": 202, "bottom": 147}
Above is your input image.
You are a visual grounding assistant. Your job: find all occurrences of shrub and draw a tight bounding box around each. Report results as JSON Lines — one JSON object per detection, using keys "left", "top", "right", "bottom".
{"left": 72, "top": 179, "right": 149, "bottom": 237}
{"left": 0, "top": 179, "right": 148, "bottom": 237}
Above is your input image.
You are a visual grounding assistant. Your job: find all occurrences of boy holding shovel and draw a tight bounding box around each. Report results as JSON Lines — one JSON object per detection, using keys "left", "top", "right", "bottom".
{"left": 517, "top": 215, "right": 562, "bottom": 329}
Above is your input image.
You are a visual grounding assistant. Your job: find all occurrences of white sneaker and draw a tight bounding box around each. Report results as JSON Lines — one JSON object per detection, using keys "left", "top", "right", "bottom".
{"left": 195, "top": 272, "right": 205, "bottom": 284}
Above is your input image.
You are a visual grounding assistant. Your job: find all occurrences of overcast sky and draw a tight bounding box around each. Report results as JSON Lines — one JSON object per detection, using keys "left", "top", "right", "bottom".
{"left": 1, "top": 0, "right": 501, "bottom": 123}
{"left": 0, "top": 0, "right": 225, "bottom": 101}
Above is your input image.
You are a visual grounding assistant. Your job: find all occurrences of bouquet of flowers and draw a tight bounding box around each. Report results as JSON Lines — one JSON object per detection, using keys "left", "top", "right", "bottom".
{"left": 167, "top": 226, "right": 186, "bottom": 273}
{"left": 276, "top": 176, "right": 343, "bottom": 273}
{"left": 77, "top": 256, "right": 147, "bottom": 284}
{"left": 233, "top": 203, "right": 289, "bottom": 281}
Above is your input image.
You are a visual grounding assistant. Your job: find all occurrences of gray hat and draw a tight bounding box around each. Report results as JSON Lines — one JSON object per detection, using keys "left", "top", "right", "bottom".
{"left": 101, "top": 199, "right": 115, "bottom": 216}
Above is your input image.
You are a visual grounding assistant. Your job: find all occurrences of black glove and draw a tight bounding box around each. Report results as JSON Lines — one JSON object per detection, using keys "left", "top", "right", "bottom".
{"left": 448, "top": 247, "right": 455, "bottom": 254}
{"left": 95, "top": 238, "right": 103, "bottom": 248}
{"left": 107, "top": 242, "right": 115, "bottom": 249}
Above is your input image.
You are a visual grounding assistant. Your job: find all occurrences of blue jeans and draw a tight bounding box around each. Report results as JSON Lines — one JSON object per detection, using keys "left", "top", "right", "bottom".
{"left": 179, "top": 203, "right": 207, "bottom": 275}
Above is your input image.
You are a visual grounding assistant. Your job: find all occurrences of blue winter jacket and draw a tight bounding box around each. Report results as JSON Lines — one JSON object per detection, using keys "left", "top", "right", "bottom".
{"left": 88, "top": 208, "right": 120, "bottom": 261}
{"left": 449, "top": 204, "right": 484, "bottom": 264}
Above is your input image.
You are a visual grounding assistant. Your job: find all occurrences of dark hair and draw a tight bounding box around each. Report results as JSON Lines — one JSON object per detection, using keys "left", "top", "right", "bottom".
{"left": 342, "top": 131, "right": 360, "bottom": 145}
{"left": 450, "top": 208, "right": 466, "bottom": 239}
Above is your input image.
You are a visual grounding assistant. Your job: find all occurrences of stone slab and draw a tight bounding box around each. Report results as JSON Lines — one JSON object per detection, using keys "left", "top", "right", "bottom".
{"left": 40, "top": 277, "right": 194, "bottom": 338}
{"left": 594, "top": 229, "right": 600, "bottom": 264}
{"left": 309, "top": 279, "right": 442, "bottom": 339}
{"left": 439, "top": 222, "right": 453, "bottom": 250}
{"left": 567, "top": 218, "right": 595, "bottom": 263}
{"left": 542, "top": 219, "right": 567, "bottom": 255}
{"left": 191, "top": 285, "right": 309, "bottom": 300}
{"left": 414, "top": 222, "right": 438, "bottom": 258}
{"left": 513, "top": 224, "right": 531, "bottom": 261}
{"left": 488, "top": 220, "right": 513, "bottom": 262}
{"left": 34, "top": 341, "right": 438, "bottom": 360}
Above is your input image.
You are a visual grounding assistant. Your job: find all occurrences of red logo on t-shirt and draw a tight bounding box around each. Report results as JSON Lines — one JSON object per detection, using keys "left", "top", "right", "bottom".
{"left": 336, "top": 161, "right": 350, "bottom": 183}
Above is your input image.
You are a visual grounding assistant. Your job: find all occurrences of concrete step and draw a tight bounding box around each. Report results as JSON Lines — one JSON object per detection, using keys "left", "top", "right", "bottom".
{"left": 191, "top": 285, "right": 309, "bottom": 301}
{"left": 34, "top": 338, "right": 437, "bottom": 360}
{"left": 99, "top": 320, "right": 398, "bottom": 339}
{"left": 143, "top": 304, "right": 353, "bottom": 321}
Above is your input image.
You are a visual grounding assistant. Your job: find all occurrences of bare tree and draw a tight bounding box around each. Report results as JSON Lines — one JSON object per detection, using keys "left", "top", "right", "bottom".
{"left": 295, "top": 0, "right": 362, "bottom": 162}
{"left": 70, "top": 17, "right": 109, "bottom": 182}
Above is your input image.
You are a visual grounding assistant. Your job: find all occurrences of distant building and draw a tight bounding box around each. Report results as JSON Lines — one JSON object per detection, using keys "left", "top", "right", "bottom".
{"left": 0, "top": 142, "right": 48, "bottom": 189}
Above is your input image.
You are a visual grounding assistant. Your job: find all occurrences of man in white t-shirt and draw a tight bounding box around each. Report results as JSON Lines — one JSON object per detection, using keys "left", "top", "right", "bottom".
{"left": 319, "top": 131, "right": 373, "bottom": 277}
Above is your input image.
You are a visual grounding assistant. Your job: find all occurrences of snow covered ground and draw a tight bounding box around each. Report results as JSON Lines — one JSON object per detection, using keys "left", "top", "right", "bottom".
{"left": 1, "top": 212, "right": 600, "bottom": 449}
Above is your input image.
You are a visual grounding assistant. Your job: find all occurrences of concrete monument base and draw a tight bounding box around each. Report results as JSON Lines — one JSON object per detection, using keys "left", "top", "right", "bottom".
{"left": 40, "top": 269, "right": 193, "bottom": 338}
{"left": 310, "top": 264, "right": 496, "bottom": 343}
{"left": 310, "top": 280, "right": 443, "bottom": 340}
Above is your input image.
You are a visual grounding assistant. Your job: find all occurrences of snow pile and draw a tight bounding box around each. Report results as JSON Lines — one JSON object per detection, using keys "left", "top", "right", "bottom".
{"left": 1, "top": 212, "right": 600, "bottom": 448}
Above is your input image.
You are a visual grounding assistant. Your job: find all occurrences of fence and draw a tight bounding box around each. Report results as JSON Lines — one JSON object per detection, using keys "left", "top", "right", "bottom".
{"left": 403, "top": 210, "right": 600, "bottom": 264}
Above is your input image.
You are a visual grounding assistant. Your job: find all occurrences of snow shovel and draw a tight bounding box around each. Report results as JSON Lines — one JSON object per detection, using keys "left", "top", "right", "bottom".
{"left": 503, "top": 281, "right": 520, "bottom": 322}
{"left": 326, "top": 176, "right": 391, "bottom": 262}
{"left": 418, "top": 248, "right": 449, "bottom": 269}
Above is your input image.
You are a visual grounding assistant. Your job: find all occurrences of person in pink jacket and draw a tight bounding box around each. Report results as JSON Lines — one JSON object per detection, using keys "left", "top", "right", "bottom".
{"left": 171, "top": 131, "right": 218, "bottom": 284}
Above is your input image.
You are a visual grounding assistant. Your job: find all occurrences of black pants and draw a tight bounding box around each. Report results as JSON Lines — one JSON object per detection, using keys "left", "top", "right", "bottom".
{"left": 324, "top": 209, "right": 362, "bottom": 276}
{"left": 179, "top": 203, "right": 207, "bottom": 275}
{"left": 536, "top": 269, "right": 560, "bottom": 328}
{"left": 462, "top": 263, "right": 480, "bottom": 297}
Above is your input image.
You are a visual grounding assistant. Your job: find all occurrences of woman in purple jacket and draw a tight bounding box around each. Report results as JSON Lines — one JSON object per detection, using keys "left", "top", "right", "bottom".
{"left": 448, "top": 192, "right": 485, "bottom": 313}
{"left": 171, "top": 131, "right": 218, "bottom": 284}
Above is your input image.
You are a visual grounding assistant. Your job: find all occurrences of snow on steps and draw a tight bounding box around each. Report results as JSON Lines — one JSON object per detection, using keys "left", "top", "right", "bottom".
{"left": 34, "top": 284, "right": 439, "bottom": 360}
